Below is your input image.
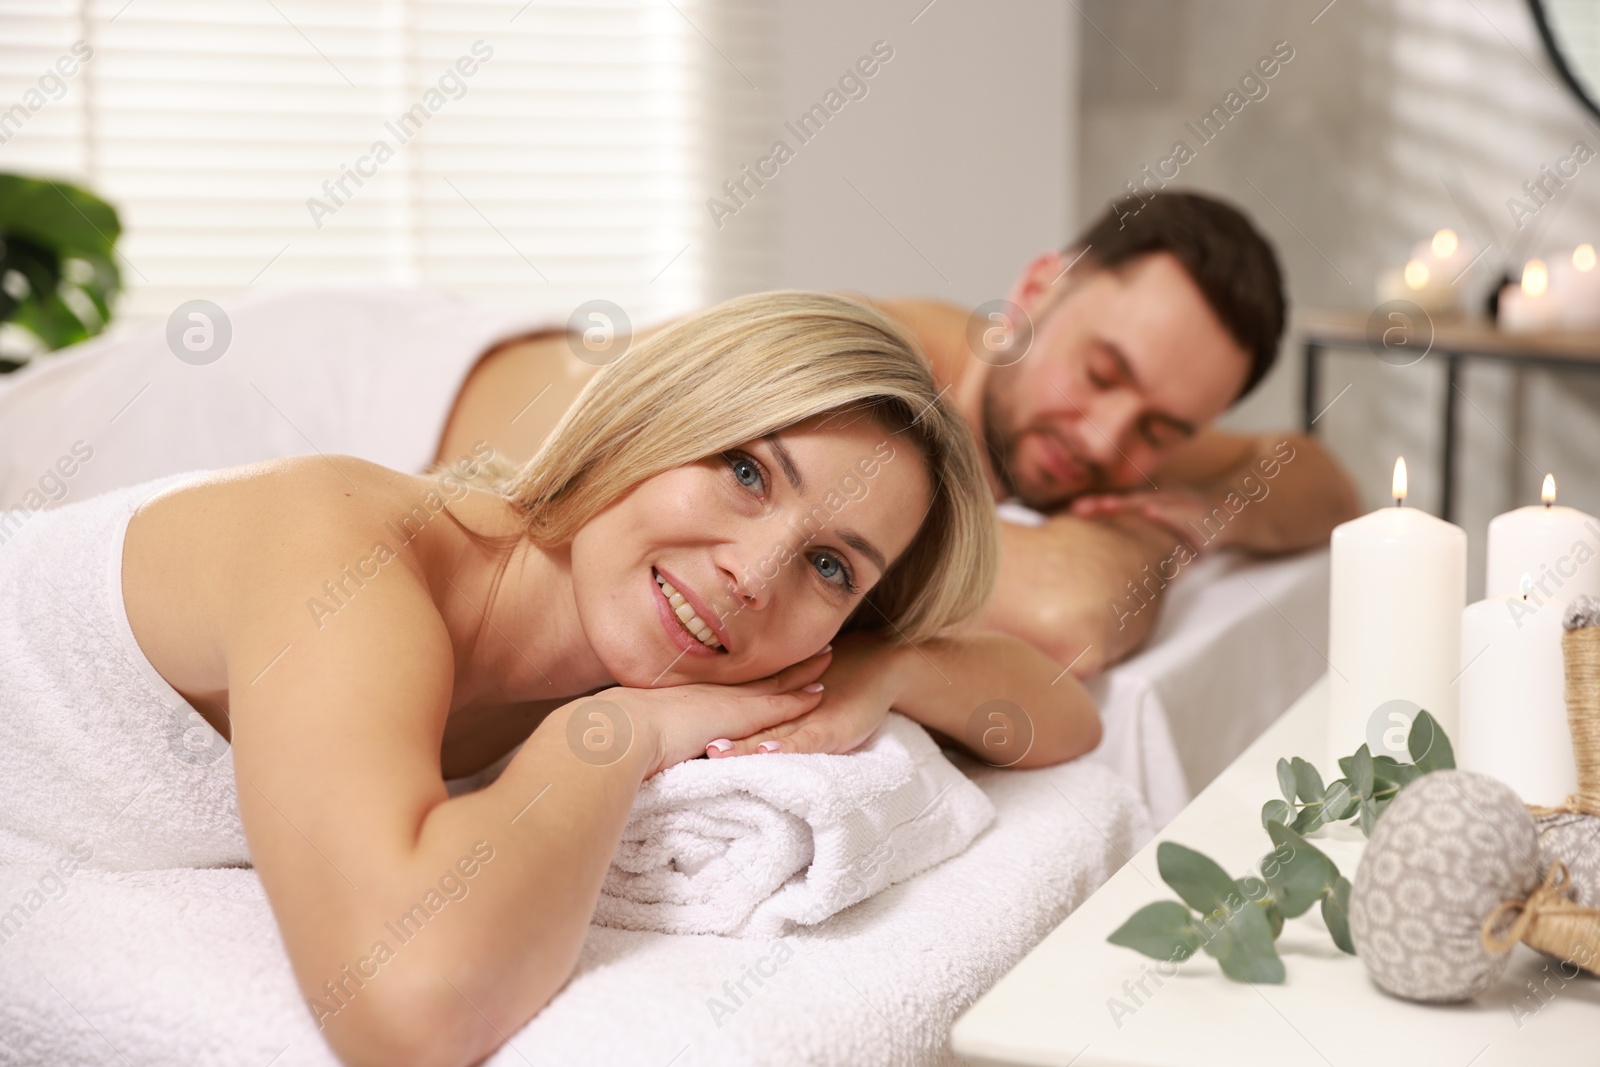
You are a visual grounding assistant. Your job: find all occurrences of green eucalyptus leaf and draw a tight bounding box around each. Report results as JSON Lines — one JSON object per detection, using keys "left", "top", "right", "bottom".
{"left": 1371, "top": 755, "right": 1419, "bottom": 789}
{"left": 1358, "top": 795, "right": 1378, "bottom": 836}
{"left": 1290, "top": 803, "right": 1325, "bottom": 835}
{"left": 1408, "top": 710, "right": 1455, "bottom": 773}
{"left": 1108, "top": 900, "right": 1203, "bottom": 961}
{"left": 1276, "top": 758, "right": 1297, "bottom": 804}
{"left": 1261, "top": 799, "right": 1292, "bottom": 830}
{"left": 1263, "top": 898, "right": 1284, "bottom": 940}
{"left": 1157, "top": 841, "right": 1237, "bottom": 916}
{"left": 1199, "top": 894, "right": 1285, "bottom": 983}
{"left": 1291, "top": 757, "right": 1325, "bottom": 804}
{"left": 1322, "top": 778, "right": 1358, "bottom": 821}
{"left": 1322, "top": 876, "right": 1355, "bottom": 955}
{"left": 1352, "top": 744, "right": 1374, "bottom": 796}
{"left": 1263, "top": 821, "right": 1338, "bottom": 918}
{"left": 1337, "top": 754, "right": 1355, "bottom": 778}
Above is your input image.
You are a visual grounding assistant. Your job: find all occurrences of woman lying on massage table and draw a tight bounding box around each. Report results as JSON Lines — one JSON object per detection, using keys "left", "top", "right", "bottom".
{"left": 5, "top": 291, "right": 1101, "bottom": 1066}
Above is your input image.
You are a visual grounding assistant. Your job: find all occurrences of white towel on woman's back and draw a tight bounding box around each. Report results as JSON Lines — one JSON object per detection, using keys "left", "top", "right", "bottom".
{"left": 592, "top": 712, "right": 994, "bottom": 938}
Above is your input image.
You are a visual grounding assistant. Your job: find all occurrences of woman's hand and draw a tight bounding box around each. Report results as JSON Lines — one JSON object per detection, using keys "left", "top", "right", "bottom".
{"left": 708, "top": 632, "right": 908, "bottom": 758}
{"left": 601, "top": 650, "right": 833, "bottom": 779}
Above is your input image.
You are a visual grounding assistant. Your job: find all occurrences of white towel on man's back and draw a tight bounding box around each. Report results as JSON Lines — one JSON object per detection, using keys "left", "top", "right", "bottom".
{"left": 593, "top": 712, "right": 994, "bottom": 938}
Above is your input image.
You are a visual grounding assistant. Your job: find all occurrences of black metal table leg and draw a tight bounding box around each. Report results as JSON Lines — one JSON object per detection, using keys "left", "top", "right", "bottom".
{"left": 1441, "top": 355, "right": 1460, "bottom": 523}
{"left": 1302, "top": 341, "right": 1321, "bottom": 432}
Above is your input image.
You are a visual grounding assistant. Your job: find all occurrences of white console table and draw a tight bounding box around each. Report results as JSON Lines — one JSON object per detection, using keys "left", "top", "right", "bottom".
{"left": 950, "top": 675, "right": 1600, "bottom": 1066}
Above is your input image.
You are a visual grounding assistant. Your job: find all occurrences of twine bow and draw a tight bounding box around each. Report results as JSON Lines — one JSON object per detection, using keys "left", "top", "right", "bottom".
{"left": 1480, "top": 862, "right": 1579, "bottom": 953}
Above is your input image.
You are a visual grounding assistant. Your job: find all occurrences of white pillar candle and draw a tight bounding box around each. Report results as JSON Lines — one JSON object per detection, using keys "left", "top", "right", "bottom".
{"left": 1485, "top": 475, "right": 1600, "bottom": 601}
{"left": 1458, "top": 590, "right": 1575, "bottom": 805}
{"left": 1328, "top": 458, "right": 1467, "bottom": 764}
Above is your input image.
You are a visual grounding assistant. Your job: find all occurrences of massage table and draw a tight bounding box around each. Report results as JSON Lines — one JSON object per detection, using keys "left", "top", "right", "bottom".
{"left": 0, "top": 287, "right": 1331, "bottom": 1062}
{"left": 0, "top": 545, "right": 1328, "bottom": 1066}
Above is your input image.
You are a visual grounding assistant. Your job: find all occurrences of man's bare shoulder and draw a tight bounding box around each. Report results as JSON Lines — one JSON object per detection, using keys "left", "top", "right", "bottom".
{"left": 1148, "top": 427, "right": 1260, "bottom": 485}
{"left": 858, "top": 295, "right": 968, "bottom": 338}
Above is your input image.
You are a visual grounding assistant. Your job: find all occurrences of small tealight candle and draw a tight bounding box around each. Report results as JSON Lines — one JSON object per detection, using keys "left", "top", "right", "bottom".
{"left": 1377, "top": 229, "right": 1471, "bottom": 316}
{"left": 1328, "top": 457, "right": 1468, "bottom": 764}
{"left": 1558, "top": 243, "right": 1600, "bottom": 330}
{"left": 1499, "top": 258, "right": 1564, "bottom": 333}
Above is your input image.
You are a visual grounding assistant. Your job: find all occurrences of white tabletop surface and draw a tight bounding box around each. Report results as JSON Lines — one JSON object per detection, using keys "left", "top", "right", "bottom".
{"left": 950, "top": 675, "right": 1600, "bottom": 1067}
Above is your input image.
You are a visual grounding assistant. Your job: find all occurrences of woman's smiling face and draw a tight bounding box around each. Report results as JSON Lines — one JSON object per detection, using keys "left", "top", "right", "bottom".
{"left": 568, "top": 412, "right": 931, "bottom": 687}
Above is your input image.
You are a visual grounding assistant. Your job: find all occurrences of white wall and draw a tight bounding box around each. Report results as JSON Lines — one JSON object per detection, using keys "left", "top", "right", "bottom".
{"left": 1079, "top": 0, "right": 1600, "bottom": 598}
{"left": 753, "top": 0, "right": 1075, "bottom": 307}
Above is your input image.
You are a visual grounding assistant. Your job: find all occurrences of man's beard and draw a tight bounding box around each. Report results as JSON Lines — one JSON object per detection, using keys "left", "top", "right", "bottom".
{"left": 981, "top": 377, "right": 1108, "bottom": 511}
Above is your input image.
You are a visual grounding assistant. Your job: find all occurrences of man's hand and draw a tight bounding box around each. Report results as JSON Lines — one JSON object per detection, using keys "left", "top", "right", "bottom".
{"left": 1069, "top": 489, "right": 1216, "bottom": 554}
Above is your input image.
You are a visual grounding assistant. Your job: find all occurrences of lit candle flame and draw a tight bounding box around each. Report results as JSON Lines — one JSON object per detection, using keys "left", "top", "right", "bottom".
{"left": 1404, "top": 259, "right": 1431, "bottom": 290}
{"left": 1523, "top": 259, "right": 1549, "bottom": 297}
{"left": 1543, "top": 473, "right": 1557, "bottom": 506}
{"left": 1393, "top": 456, "right": 1408, "bottom": 505}
{"left": 1432, "top": 229, "right": 1459, "bottom": 259}
{"left": 1576, "top": 244, "right": 1597, "bottom": 273}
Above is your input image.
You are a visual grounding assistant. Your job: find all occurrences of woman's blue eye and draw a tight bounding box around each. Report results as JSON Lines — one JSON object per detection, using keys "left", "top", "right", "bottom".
{"left": 728, "top": 453, "right": 764, "bottom": 491}
{"left": 813, "top": 552, "right": 853, "bottom": 590}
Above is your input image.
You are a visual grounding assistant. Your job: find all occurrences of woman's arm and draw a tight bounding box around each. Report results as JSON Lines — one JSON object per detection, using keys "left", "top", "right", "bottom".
{"left": 712, "top": 630, "right": 1101, "bottom": 769}
{"left": 882, "top": 630, "right": 1103, "bottom": 768}
{"left": 227, "top": 546, "right": 830, "bottom": 1066}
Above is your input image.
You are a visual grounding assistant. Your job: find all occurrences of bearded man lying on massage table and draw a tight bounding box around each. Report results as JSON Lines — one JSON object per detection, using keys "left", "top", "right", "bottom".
{"left": 434, "top": 191, "right": 1361, "bottom": 677}
{"left": 0, "top": 189, "right": 1361, "bottom": 679}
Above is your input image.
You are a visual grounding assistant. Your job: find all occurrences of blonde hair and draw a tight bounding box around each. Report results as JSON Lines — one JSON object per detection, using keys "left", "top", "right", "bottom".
{"left": 454, "top": 290, "right": 996, "bottom": 644}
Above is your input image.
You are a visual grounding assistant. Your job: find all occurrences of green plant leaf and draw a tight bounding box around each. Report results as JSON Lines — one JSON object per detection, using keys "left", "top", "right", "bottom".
{"left": 1322, "top": 876, "right": 1355, "bottom": 955}
{"left": 1261, "top": 799, "right": 1292, "bottom": 830}
{"left": 1199, "top": 893, "right": 1285, "bottom": 983}
{"left": 0, "top": 174, "right": 120, "bottom": 257}
{"left": 1322, "top": 779, "right": 1358, "bottom": 821}
{"left": 1290, "top": 803, "right": 1324, "bottom": 835}
{"left": 1156, "top": 841, "right": 1238, "bottom": 916}
{"left": 1351, "top": 744, "right": 1374, "bottom": 796}
{"left": 1358, "top": 795, "right": 1378, "bottom": 836}
{"left": 1108, "top": 900, "right": 1202, "bottom": 961}
{"left": 1263, "top": 821, "right": 1339, "bottom": 918}
{"left": 1337, "top": 754, "right": 1355, "bottom": 778}
{"left": 1370, "top": 755, "right": 1418, "bottom": 789}
{"left": 1263, "top": 897, "right": 1284, "bottom": 940}
{"left": 0, "top": 174, "right": 122, "bottom": 355}
{"left": 1276, "top": 758, "right": 1296, "bottom": 804}
{"left": 1408, "top": 710, "right": 1455, "bottom": 773}
{"left": 1291, "top": 757, "right": 1325, "bottom": 804}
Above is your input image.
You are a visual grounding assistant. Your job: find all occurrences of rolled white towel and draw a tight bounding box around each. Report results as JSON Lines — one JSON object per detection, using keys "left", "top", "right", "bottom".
{"left": 593, "top": 712, "right": 995, "bottom": 938}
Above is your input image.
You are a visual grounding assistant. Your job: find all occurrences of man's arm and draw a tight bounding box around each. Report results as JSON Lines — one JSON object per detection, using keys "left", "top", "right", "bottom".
{"left": 974, "top": 511, "right": 1185, "bottom": 679}
{"left": 1072, "top": 429, "right": 1363, "bottom": 556}
{"left": 977, "top": 430, "right": 1360, "bottom": 679}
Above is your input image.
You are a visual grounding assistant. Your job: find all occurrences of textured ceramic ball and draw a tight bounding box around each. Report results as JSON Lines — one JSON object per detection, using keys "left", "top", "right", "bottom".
{"left": 1350, "top": 770, "right": 1541, "bottom": 1001}
{"left": 1536, "top": 811, "right": 1600, "bottom": 907}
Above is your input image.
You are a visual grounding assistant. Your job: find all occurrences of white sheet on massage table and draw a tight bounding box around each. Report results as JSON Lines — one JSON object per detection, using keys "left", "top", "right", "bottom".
{"left": 0, "top": 550, "right": 1322, "bottom": 1066}
{"left": 1082, "top": 545, "right": 1331, "bottom": 828}
{"left": 0, "top": 757, "right": 1151, "bottom": 1067}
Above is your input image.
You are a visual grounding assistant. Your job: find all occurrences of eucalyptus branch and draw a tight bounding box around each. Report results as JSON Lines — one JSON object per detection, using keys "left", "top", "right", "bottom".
{"left": 1107, "top": 710, "right": 1455, "bottom": 983}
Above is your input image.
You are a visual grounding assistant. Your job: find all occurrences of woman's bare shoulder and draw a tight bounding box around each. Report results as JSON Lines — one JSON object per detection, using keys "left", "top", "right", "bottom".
{"left": 122, "top": 455, "right": 454, "bottom": 704}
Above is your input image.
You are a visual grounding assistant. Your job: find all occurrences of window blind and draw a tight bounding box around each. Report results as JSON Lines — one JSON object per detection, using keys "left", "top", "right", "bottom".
{"left": 0, "top": 0, "right": 774, "bottom": 341}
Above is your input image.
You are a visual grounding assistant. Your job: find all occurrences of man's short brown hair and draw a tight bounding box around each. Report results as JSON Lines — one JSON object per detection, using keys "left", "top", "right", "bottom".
{"left": 1070, "top": 191, "right": 1286, "bottom": 401}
